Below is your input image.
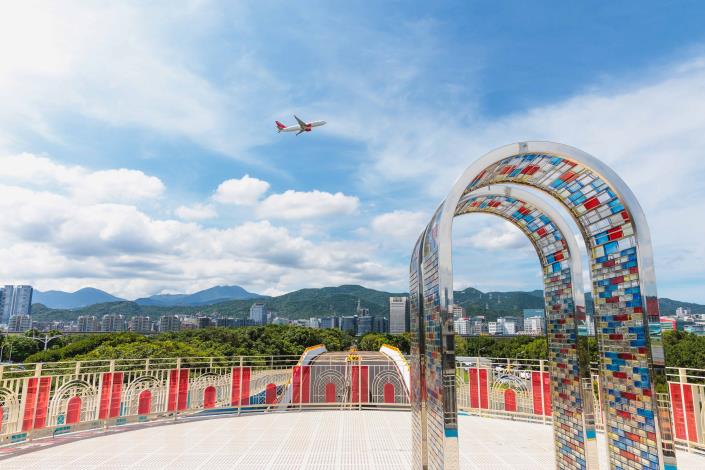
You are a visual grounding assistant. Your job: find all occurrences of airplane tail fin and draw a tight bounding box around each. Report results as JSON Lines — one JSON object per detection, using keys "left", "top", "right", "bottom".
{"left": 275, "top": 121, "right": 286, "bottom": 132}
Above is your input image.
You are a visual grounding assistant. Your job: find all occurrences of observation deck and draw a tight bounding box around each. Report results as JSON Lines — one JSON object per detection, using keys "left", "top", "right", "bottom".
{"left": 0, "top": 352, "right": 704, "bottom": 468}
{"left": 2, "top": 410, "right": 704, "bottom": 469}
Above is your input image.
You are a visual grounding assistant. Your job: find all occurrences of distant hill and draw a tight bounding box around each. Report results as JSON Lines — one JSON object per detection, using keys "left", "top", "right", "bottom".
{"left": 32, "top": 288, "right": 124, "bottom": 309}
{"left": 135, "top": 285, "right": 263, "bottom": 306}
{"left": 29, "top": 284, "right": 705, "bottom": 323}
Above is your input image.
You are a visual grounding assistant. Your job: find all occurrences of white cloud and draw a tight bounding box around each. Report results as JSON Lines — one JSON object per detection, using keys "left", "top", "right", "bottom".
{"left": 327, "top": 54, "right": 705, "bottom": 301}
{"left": 457, "top": 221, "right": 528, "bottom": 251}
{"left": 257, "top": 190, "right": 359, "bottom": 220}
{"left": 370, "top": 210, "right": 428, "bottom": 250}
{"left": 0, "top": 2, "right": 281, "bottom": 159}
{"left": 0, "top": 156, "right": 397, "bottom": 298}
{"left": 213, "top": 175, "right": 270, "bottom": 205}
{"left": 175, "top": 203, "right": 217, "bottom": 221}
{"left": 0, "top": 153, "right": 164, "bottom": 203}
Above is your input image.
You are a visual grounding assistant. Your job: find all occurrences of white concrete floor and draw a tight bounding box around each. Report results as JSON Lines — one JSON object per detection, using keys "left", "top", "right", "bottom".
{"left": 1, "top": 411, "right": 703, "bottom": 469}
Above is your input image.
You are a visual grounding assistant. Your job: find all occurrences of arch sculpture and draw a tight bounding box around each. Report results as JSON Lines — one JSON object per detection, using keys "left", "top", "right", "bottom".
{"left": 409, "top": 142, "right": 676, "bottom": 470}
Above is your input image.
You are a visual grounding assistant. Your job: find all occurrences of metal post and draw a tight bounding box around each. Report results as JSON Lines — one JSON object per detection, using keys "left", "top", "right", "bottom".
{"left": 539, "top": 359, "right": 546, "bottom": 425}
{"left": 175, "top": 357, "right": 182, "bottom": 421}
{"left": 678, "top": 367, "right": 690, "bottom": 450}
{"left": 358, "top": 358, "right": 362, "bottom": 411}
{"left": 238, "top": 356, "right": 243, "bottom": 416}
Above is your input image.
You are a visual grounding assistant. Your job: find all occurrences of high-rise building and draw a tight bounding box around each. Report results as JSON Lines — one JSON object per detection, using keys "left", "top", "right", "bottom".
{"left": 8, "top": 314, "right": 31, "bottom": 332}
{"left": 451, "top": 304, "right": 465, "bottom": 319}
{"left": 340, "top": 316, "right": 357, "bottom": 335}
{"left": 309, "top": 317, "right": 320, "bottom": 328}
{"left": 469, "top": 316, "right": 487, "bottom": 335}
{"left": 357, "top": 315, "right": 373, "bottom": 336}
{"left": 454, "top": 318, "right": 471, "bottom": 335}
{"left": 524, "top": 316, "right": 546, "bottom": 335}
{"left": 389, "top": 297, "right": 409, "bottom": 334}
{"left": 522, "top": 308, "right": 544, "bottom": 320}
{"left": 159, "top": 315, "right": 181, "bottom": 332}
{"left": 130, "top": 316, "right": 152, "bottom": 333}
{"left": 373, "top": 316, "right": 388, "bottom": 333}
{"left": 249, "top": 302, "right": 268, "bottom": 325}
{"left": 675, "top": 307, "right": 690, "bottom": 318}
{"left": 77, "top": 315, "right": 100, "bottom": 332}
{"left": 356, "top": 299, "right": 369, "bottom": 317}
{"left": 198, "top": 316, "right": 214, "bottom": 329}
{"left": 495, "top": 316, "right": 520, "bottom": 335}
{"left": 2, "top": 285, "right": 33, "bottom": 324}
{"left": 488, "top": 321, "right": 498, "bottom": 335}
{"left": 216, "top": 317, "right": 234, "bottom": 328}
{"left": 101, "top": 314, "right": 127, "bottom": 332}
{"left": 319, "top": 316, "right": 339, "bottom": 329}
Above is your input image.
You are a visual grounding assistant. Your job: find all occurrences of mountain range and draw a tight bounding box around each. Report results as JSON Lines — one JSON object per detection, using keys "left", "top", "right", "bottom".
{"left": 29, "top": 284, "right": 705, "bottom": 323}
{"left": 33, "top": 285, "right": 262, "bottom": 309}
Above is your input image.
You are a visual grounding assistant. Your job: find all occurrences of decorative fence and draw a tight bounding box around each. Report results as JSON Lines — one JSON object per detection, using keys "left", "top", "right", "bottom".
{"left": 1, "top": 353, "right": 703, "bottom": 457}
{"left": 455, "top": 357, "right": 705, "bottom": 456}
{"left": 0, "top": 353, "right": 409, "bottom": 446}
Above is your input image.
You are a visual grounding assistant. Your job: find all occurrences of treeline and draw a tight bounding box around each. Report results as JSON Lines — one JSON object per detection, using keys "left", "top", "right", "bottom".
{"left": 1, "top": 327, "right": 703, "bottom": 369}
{"left": 2, "top": 325, "right": 353, "bottom": 363}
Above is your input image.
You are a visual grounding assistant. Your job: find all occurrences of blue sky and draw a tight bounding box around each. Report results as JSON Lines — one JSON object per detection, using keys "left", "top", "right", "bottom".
{"left": 1, "top": 1, "right": 705, "bottom": 302}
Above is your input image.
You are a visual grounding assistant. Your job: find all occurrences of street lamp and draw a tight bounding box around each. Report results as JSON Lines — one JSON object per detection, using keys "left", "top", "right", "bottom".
{"left": 0, "top": 340, "right": 13, "bottom": 362}
{"left": 27, "top": 333, "right": 65, "bottom": 351}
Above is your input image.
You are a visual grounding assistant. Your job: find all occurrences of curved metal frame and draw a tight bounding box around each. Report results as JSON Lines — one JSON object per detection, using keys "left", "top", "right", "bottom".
{"left": 454, "top": 185, "right": 597, "bottom": 468}
{"left": 411, "top": 141, "right": 676, "bottom": 470}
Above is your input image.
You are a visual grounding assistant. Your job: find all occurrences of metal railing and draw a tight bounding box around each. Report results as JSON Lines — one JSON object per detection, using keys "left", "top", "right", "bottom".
{"left": 0, "top": 354, "right": 409, "bottom": 446}
{"left": 455, "top": 356, "right": 705, "bottom": 456}
{"left": 1, "top": 354, "right": 704, "bottom": 458}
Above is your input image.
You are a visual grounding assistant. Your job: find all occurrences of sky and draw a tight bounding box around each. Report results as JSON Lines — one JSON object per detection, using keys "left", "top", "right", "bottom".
{"left": 1, "top": 1, "right": 705, "bottom": 302}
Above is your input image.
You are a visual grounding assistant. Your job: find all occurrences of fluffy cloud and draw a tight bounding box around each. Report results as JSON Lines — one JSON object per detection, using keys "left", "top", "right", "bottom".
{"left": 0, "top": 156, "right": 396, "bottom": 298}
{"left": 329, "top": 56, "right": 705, "bottom": 300}
{"left": 370, "top": 210, "right": 428, "bottom": 249}
{"left": 213, "top": 175, "right": 270, "bottom": 205}
{"left": 0, "top": 2, "right": 282, "bottom": 159}
{"left": 175, "top": 203, "right": 217, "bottom": 221}
{"left": 257, "top": 190, "right": 359, "bottom": 220}
{"left": 0, "top": 153, "right": 164, "bottom": 203}
{"left": 458, "top": 222, "right": 529, "bottom": 251}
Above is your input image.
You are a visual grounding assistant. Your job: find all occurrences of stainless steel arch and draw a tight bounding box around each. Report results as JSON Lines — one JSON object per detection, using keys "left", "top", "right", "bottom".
{"left": 410, "top": 142, "right": 676, "bottom": 470}
{"left": 454, "top": 184, "right": 598, "bottom": 469}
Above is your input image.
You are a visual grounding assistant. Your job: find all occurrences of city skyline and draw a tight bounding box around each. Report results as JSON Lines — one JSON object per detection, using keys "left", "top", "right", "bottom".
{"left": 1, "top": 2, "right": 705, "bottom": 303}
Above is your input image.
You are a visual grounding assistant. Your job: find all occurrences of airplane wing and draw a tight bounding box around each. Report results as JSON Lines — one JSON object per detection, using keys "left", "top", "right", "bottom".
{"left": 296, "top": 129, "right": 304, "bottom": 136}
{"left": 294, "top": 115, "right": 306, "bottom": 129}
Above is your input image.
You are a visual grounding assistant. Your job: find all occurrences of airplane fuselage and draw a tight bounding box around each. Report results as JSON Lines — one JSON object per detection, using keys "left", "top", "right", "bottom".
{"left": 276, "top": 116, "right": 327, "bottom": 134}
{"left": 278, "top": 121, "right": 326, "bottom": 133}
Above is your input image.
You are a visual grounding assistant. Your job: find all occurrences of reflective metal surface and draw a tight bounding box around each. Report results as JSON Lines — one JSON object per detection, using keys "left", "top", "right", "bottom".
{"left": 411, "top": 142, "right": 676, "bottom": 469}
{"left": 454, "top": 185, "right": 597, "bottom": 469}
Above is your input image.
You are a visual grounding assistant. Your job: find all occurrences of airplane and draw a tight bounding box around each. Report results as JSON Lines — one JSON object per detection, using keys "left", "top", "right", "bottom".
{"left": 275, "top": 115, "right": 327, "bottom": 135}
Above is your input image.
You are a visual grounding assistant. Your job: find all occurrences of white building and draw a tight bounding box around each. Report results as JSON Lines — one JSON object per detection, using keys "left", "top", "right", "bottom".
{"left": 454, "top": 318, "right": 471, "bottom": 335}
{"left": 249, "top": 302, "right": 268, "bottom": 325}
{"left": 8, "top": 314, "right": 31, "bottom": 332}
{"left": 675, "top": 307, "right": 690, "bottom": 318}
{"left": 101, "top": 314, "right": 127, "bottom": 332}
{"left": 389, "top": 297, "right": 409, "bottom": 334}
{"left": 524, "top": 316, "right": 546, "bottom": 335}
{"left": 451, "top": 304, "right": 466, "bottom": 319}
{"left": 130, "top": 315, "right": 152, "bottom": 333}
{"left": 469, "top": 316, "right": 488, "bottom": 335}
{"left": 488, "top": 322, "right": 499, "bottom": 335}
{"left": 2, "top": 285, "right": 33, "bottom": 324}
{"left": 77, "top": 315, "right": 100, "bottom": 332}
{"left": 159, "top": 315, "right": 181, "bottom": 332}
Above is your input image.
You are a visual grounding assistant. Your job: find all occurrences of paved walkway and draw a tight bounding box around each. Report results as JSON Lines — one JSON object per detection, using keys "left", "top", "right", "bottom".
{"left": 1, "top": 411, "right": 703, "bottom": 469}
